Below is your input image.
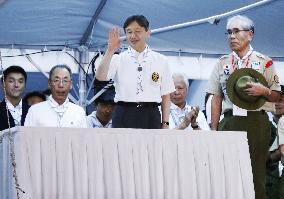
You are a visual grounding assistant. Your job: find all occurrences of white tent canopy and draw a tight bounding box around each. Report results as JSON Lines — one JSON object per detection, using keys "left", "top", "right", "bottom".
{"left": 0, "top": 0, "right": 284, "bottom": 57}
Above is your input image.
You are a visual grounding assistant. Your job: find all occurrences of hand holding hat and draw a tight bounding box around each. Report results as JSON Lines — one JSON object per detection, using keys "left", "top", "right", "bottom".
{"left": 245, "top": 82, "right": 271, "bottom": 97}
{"left": 226, "top": 68, "right": 268, "bottom": 110}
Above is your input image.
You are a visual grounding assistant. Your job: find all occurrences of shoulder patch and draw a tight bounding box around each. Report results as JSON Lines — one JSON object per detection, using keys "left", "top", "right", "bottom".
{"left": 265, "top": 60, "right": 273, "bottom": 68}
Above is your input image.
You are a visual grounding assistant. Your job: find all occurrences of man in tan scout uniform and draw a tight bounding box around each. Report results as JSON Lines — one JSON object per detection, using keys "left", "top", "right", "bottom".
{"left": 207, "top": 15, "right": 281, "bottom": 199}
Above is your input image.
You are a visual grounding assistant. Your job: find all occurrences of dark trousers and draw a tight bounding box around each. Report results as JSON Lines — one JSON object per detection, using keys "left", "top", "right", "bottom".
{"left": 112, "top": 103, "right": 161, "bottom": 129}
{"left": 219, "top": 110, "right": 270, "bottom": 199}
{"left": 266, "top": 164, "right": 280, "bottom": 199}
{"left": 280, "top": 171, "right": 284, "bottom": 198}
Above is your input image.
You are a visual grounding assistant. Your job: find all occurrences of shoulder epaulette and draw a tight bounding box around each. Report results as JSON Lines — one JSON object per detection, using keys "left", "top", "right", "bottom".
{"left": 255, "top": 51, "right": 269, "bottom": 60}
{"left": 219, "top": 54, "right": 230, "bottom": 60}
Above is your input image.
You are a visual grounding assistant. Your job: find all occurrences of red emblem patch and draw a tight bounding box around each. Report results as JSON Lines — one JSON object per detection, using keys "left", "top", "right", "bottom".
{"left": 265, "top": 60, "right": 273, "bottom": 68}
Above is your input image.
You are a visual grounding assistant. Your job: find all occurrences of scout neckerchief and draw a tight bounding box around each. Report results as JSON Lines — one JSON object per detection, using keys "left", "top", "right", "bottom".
{"left": 232, "top": 45, "right": 253, "bottom": 71}
{"left": 128, "top": 45, "right": 150, "bottom": 95}
{"left": 6, "top": 99, "right": 22, "bottom": 127}
{"left": 231, "top": 46, "right": 254, "bottom": 116}
{"left": 48, "top": 95, "right": 69, "bottom": 127}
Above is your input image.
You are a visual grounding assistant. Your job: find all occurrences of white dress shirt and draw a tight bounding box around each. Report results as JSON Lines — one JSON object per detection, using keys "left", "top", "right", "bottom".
{"left": 169, "top": 103, "right": 210, "bottom": 130}
{"left": 6, "top": 99, "right": 22, "bottom": 127}
{"left": 24, "top": 96, "right": 87, "bottom": 128}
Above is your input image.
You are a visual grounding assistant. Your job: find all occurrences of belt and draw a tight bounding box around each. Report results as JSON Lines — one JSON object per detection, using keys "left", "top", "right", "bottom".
{"left": 117, "top": 101, "right": 161, "bottom": 108}
{"left": 224, "top": 109, "right": 266, "bottom": 117}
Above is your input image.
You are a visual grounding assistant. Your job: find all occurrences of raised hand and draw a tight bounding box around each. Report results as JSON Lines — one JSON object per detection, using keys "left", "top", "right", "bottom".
{"left": 108, "top": 27, "right": 122, "bottom": 53}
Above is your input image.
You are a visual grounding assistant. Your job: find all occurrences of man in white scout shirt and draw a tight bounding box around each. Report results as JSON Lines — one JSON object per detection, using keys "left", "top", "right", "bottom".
{"left": 169, "top": 73, "right": 209, "bottom": 130}
{"left": 24, "top": 64, "right": 87, "bottom": 128}
{"left": 96, "top": 15, "right": 175, "bottom": 129}
{"left": 207, "top": 15, "right": 281, "bottom": 199}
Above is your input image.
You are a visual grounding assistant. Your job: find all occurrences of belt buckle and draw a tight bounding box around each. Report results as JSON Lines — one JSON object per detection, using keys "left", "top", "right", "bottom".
{"left": 136, "top": 103, "right": 142, "bottom": 108}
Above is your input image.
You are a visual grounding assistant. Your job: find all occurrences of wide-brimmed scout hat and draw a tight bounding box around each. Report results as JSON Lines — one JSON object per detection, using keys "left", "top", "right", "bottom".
{"left": 226, "top": 68, "right": 268, "bottom": 110}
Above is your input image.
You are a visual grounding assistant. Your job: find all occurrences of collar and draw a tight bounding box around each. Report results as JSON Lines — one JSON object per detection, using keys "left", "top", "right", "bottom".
{"left": 6, "top": 99, "right": 22, "bottom": 111}
{"left": 128, "top": 45, "right": 150, "bottom": 58}
{"left": 170, "top": 102, "right": 189, "bottom": 112}
{"left": 232, "top": 45, "right": 253, "bottom": 61}
{"left": 48, "top": 95, "right": 69, "bottom": 108}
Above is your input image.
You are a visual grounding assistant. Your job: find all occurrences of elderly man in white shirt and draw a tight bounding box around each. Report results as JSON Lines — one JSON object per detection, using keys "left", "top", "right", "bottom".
{"left": 24, "top": 64, "right": 87, "bottom": 128}
{"left": 169, "top": 73, "right": 209, "bottom": 130}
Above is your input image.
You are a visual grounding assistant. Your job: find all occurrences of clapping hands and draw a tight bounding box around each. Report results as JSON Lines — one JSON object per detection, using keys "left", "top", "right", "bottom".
{"left": 179, "top": 106, "right": 199, "bottom": 129}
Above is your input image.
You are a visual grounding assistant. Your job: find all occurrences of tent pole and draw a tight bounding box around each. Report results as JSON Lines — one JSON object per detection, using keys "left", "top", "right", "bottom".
{"left": 118, "top": 0, "right": 277, "bottom": 40}
{"left": 77, "top": 48, "right": 89, "bottom": 110}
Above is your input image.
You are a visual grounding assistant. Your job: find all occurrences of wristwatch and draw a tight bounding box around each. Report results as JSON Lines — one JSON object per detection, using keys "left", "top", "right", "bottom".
{"left": 161, "top": 121, "right": 169, "bottom": 126}
{"left": 191, "top": 123, "right": 199, "bottom": 129}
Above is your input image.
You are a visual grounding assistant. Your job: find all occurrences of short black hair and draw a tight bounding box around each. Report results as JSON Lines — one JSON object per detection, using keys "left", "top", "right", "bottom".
{"left": 23, "top": 91, "right": 46, "bottom": 103}
{"left": 123, "top": 15, "right": 149, "bottom": 32}
{"left": 49, "top": 64, "right": 72, "bottom": 80}
{"left": 2, "top": 65, "right": 27, "bottom": 82}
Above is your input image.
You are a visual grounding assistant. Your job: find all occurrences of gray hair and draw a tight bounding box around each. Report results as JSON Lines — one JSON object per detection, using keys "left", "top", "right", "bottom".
{"left": 49, "top": 64, "right": 72, "bottom": 80}
{"left": 226, "top": 15, "right": 255, "bottom": 33}
{"left": 172, "top": 72, "right": 189, "bottom": 89}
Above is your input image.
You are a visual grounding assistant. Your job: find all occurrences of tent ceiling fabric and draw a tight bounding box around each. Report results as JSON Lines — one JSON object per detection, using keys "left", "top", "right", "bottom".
{"left": 0, "top": 0, "right": 283, "bottom": 57}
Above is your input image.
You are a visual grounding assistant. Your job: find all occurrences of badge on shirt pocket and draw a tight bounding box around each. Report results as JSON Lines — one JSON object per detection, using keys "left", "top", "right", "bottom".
{"left": 251, "top": 61, "right": 261, "bottom": 70}
{"left": 152, "top": 72, "right": 159, "bottom": 82}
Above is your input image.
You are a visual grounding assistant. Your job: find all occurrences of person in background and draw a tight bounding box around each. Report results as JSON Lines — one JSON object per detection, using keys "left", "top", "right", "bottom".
{"left": 0, "top": 65, "right": 30, "bottom": 131}
{"left": 23, "top": 91, "right": 46, "bottom": 106}
{"left": 207, "top": 15, "right": 281, "bottom": 199}
{"left": 87, "top": 79, "right": 116, "bottom": 128}
{"left": 276, "top": 85, "right": 284, "bottom": 198}
{"left": 169, "top": 73, "right": 209, "bottom": 130}
{"left": 266, "top": 110, "right": 281, "bottom": 199}
{"left": 24, "top": 64, "right": 87, "bottom": 128}
{"left": 96, "top": 15, "right": 175, "bottom": 129}
{"left": 203, "top": 92, "right": 213, "bottom": 126}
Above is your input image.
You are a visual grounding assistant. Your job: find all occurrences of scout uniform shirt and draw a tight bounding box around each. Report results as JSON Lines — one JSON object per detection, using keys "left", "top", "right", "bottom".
{"left": 107, "top": 45, "right": 175, "bottom": 103}
{"left": 207, "top": 46, "right": 281, "bottom": 113}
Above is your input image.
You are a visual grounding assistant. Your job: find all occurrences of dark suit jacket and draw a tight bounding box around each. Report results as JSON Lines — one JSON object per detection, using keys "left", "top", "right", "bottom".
{"left": 0, "top": 100, "right": 30, "bottom": 131}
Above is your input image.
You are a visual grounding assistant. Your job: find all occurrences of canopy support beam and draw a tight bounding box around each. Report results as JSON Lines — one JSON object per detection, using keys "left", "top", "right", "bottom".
{"left": 80, "top": 0, "right": 108, "bottom": 46}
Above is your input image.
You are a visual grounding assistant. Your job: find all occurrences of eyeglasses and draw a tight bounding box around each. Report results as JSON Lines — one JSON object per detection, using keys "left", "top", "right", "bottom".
{"left": 51, "top": 79, "right": 71, "bottom": 86}
{"left": 225, "top": 29, "right": 251, "bottom": 35}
